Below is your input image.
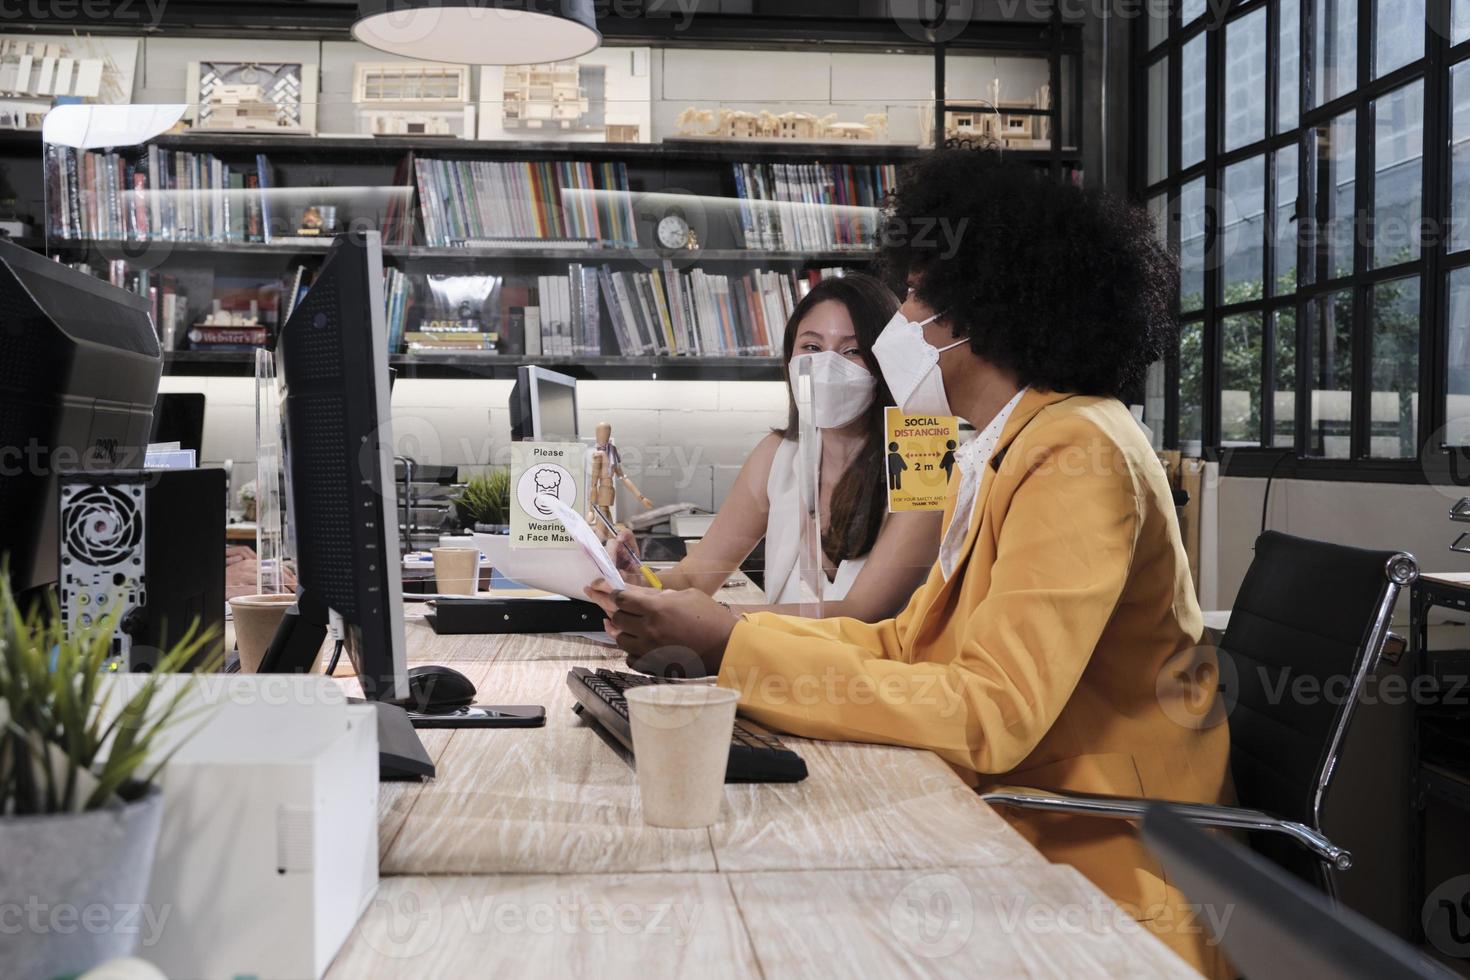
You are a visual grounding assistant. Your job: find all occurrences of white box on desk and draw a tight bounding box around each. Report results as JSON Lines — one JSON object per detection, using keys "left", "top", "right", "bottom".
{"left": 103, "top": 674, "right": 379, "bottom": 980}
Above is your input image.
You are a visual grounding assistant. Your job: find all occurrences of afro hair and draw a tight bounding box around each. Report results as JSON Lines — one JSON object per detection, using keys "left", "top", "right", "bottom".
{"left": 876, "top": 151, "right": 1178, "bottom": 399}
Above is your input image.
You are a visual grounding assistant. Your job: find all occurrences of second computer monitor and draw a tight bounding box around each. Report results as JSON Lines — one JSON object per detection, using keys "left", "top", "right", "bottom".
{"left": 509, "top": 366, "right": 578, "bottom": 442}
{"left": 149, "top": 392, "right": 206, "bottom": 457}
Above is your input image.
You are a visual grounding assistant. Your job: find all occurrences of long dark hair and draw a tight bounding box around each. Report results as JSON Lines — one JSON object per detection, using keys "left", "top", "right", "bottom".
{"left": 777, "top": 272, "right": 900, "bottom": 566}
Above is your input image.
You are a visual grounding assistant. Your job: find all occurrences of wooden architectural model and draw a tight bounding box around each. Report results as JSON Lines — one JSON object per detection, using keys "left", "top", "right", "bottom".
{"left": 0, "top": 35, "right": 138, "bottom": 129}
{"left": 503, "top": 62, "right": 590, "bottom": 131}
{"left": 205, "top": 84, "right": 281, "bottom": 130}
{"left": 675, "top": 107, "right": 890, "bottom": 143}
{"left": 354, "top": 62, "right": 475, "bottom": 138}
{"left": 188, "top": 61, "right": 316, "bottom": 134}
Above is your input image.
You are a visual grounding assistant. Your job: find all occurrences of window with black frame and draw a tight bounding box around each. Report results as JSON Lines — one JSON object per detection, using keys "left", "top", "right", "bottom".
{"left": 1136, "top": 0, "right": 1467, "bottom": 478}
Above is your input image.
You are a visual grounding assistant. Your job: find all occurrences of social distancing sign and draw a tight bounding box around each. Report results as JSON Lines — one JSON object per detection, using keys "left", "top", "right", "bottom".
{"left": 884, "top": 408, "right": 959, "bottom": 512}
{"left": 511, "top": 442, "right": 584, "bottom": 547}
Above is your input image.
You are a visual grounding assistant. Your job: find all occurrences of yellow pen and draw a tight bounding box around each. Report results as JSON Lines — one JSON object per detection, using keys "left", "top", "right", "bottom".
{"left": 590, "top": 507, "right": 664, "bottom": 589}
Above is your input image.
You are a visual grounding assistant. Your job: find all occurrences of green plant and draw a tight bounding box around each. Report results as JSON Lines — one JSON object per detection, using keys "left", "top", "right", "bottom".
{"left": 0, "top": 572, "right": 220, "bottom": 816}
{"left": 454, "top": 469, "right": 511, "bottom": 528}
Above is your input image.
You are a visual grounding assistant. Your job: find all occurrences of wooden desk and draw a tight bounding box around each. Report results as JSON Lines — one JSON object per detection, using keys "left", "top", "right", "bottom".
{"left": 327, "top": 612, "right": 1196, "bottom": 977}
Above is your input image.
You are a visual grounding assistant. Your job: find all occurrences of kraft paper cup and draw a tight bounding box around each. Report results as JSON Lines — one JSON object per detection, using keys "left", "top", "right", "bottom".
{"left": 228, "top": 593, "right": 298, "bottom": 673}
{"left": 432, "top": 547, "right": 480, "bottom": 596}
{"left": 625, "top": 684, "right": 740, "bottom": 828}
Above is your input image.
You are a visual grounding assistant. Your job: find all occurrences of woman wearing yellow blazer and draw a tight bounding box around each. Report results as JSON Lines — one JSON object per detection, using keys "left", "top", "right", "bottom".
{"left": 588, "top": 152, "right": 1232, "bottom": 977}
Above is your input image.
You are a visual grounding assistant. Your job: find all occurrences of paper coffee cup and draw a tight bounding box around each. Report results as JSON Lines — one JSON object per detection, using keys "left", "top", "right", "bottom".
{"left": 432, "top": 547, "right": 480, "bottom": 595}
{"left": 625, "top": 684, "right": 739, "bottom": 828}
{"left": 228, "top": 593, "right": 298, "bottom": 673}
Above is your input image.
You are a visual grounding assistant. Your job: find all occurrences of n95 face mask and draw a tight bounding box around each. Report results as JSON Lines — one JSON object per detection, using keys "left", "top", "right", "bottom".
{"left": 871, "top": 309, "right": 968, "bottom": 417}
{"left": 788, "top": 350, "right": 877, "bottom": 429}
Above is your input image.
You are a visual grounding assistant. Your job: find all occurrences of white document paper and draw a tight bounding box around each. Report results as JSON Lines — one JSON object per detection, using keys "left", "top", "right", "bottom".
{"left": 476, "top": 532, "right": 624, "bottom": 603}
{"left": 536, "top": 494, "right": 625, "bottom": 586}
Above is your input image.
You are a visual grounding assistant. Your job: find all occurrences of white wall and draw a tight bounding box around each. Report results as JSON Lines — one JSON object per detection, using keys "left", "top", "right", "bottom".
{"left": 166, "top": 375, "right": 788, "bottom": 516}
{"left": 1215, "top": 476, "right": 1465, "bottom": 629}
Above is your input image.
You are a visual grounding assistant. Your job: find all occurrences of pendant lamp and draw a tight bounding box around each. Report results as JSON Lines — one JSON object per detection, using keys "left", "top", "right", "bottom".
{"left": 353, "top": 0, "right": 600, "bottom": 65}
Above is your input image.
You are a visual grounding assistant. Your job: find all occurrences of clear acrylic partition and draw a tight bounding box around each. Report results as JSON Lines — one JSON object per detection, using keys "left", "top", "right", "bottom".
{"left": 792, "top": 356, "right": 826, "bottom": 620}
{"left": 26, "top": 45, "right": 1071, "bottom": 565}
{"left": 253, "top": 347, "right": 289, "bottom": 595}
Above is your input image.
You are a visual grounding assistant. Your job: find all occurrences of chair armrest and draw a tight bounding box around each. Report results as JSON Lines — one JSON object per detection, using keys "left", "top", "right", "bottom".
{"left": 981, "top": 787, "right": 1352, "bottom": 871}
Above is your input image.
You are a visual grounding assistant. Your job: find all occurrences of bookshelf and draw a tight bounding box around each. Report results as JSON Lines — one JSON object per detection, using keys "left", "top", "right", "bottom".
{"left": 163, "top": 350, "right": 785, "bottom": 381}
{"left": 37, "top": 239, "right": 877, "bottom": 264}
{"left": 21, "top": 132, "right": 930, "bottom": 377}
{"left": 12, "top": 131, "right": 1075, "bottom": 379}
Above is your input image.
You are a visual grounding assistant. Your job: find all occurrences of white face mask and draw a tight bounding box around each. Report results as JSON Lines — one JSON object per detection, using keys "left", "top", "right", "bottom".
{"left": 788, "top": 350, "right": 877, "bottom": 429}
{"left": 871, "top": 309, "right": 969, "bottom": 416}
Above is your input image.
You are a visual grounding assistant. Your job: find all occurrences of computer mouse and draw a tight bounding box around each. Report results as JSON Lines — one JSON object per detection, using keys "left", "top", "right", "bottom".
{"left": 406, "top": 664, "right": 477, "bottom": 712}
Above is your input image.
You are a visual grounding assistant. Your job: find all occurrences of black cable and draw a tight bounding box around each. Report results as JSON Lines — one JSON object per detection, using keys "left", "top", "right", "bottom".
{"left": 1260, "top": 451, "right": 1294, "bottom": 535}
{"left": 325, "top": 639, "right": 344, "bottom": 676}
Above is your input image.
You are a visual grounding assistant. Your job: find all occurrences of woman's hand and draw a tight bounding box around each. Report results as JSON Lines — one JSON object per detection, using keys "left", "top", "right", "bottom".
{"left": 224, "top": 545, "right": 297, "bottom": 600}
{"left": 582, "top": 578, "right": 623, "bottom": 640}
{"left": 583, "top": 581, "right": 740, "bottom": 678}
{"left": 603, "top": 528, "right": 644, "bottom": 586}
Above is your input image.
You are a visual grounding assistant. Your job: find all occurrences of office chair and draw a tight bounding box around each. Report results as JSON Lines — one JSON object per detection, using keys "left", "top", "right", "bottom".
{"left": 1140, "top": 805, "right": 1456, "bottom": 979}
{"left": 983, "top": 531, "right": 1418, "bottom": 900}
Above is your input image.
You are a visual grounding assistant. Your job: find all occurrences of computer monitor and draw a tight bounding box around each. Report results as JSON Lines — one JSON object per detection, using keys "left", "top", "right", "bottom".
{"left": 1141, "top": 805, "right": 1456, "bottom": 979}
{"left": 261, "top": 230, "right": 408, "bottom": 703}
{"left": 149, "top": 392, "right": 206, "bottom": 457}
{"left": 263, "top": 232, "right": 536, "bottom": 773}
{"left": 509, "top": 365, "right": 578, "bottom": 441}
{"left": 0, "top": 238, "right": 161, "bottom": 595}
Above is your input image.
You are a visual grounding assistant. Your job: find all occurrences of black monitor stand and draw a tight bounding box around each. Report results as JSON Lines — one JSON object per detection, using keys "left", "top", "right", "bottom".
{"left": 261, "top": 592, "right": 434, "bottom": 781}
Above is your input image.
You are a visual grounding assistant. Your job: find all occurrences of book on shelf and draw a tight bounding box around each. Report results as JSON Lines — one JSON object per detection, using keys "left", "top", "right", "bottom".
{"left": 596, "top": 263, "right": 842, "bottom": 358}
{"left": 180, "top": 278, "right": 281, "bottom": 352}
{"left": 383, "top": 266, "right": 412, "bottom": 355}
{"left": 730, "top": 161, "right": 896, "bottom": 252}
{"left": 45, "top": 144, "right": 276, "bottom": 244}
{"left": 157, "top": 281, "right": 182, "bottom": 352}
{"left": 403, "top": 328, "right": 499, "bottom": 352}
{"left": 527, "top": 265, "right": 601, "bottom": 357}
{"left": 384, "top": 151, "right": 417, "bottom": 247}
{"left": 521, "top": 306, "right": 541, "bottom": 356}
{"left": 186, "top": 325, "right": 269, "bottom": 350}
{"left": 412, "top": 157, "right": 639, "bottom": 248}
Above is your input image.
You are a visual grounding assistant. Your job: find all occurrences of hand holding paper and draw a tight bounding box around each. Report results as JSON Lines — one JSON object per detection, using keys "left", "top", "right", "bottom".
{"left": 535, "top": 494, "right": 627, "bottom": 592}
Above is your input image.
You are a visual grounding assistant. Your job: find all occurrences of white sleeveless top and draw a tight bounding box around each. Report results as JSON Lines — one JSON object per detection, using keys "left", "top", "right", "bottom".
{"left": 761, "top": 436, "right": 867, "bottom": 604}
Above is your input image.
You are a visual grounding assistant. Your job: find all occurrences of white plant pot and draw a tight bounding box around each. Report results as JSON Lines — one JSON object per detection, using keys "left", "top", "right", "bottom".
{"left": 0, "top": 789, "right": 165, "bottom": 979}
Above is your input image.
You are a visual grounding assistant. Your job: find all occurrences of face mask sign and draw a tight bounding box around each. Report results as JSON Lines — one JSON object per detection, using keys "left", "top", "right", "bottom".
{"left": 871, "top": 309, "right": 967, "bottom": 417}
{"left": 788, "top": 350, "right": 877, "bottom": 429}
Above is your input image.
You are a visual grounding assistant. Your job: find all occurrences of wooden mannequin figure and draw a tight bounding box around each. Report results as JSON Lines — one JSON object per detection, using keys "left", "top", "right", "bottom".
{"left": 587, "top": 447, "right": 615, "bottom": 539}
{"left": 586, "top": 421, "right": 653, "bottom": 541}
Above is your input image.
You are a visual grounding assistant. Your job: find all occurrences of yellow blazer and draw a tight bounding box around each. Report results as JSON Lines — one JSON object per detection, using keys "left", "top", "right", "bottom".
{"left": 717, "top": 390, "right": 1233, "bottom": 977}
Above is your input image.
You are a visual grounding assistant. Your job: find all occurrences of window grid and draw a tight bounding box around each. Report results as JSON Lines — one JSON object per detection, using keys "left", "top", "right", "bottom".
{"left": 1135, "top": 0, "right": 1450, "bottom": 477}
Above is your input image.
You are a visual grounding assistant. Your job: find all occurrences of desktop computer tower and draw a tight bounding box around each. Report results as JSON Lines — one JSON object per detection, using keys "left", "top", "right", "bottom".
{"left": 0, "top": 238, "right": 161, "bottom": 596}
{"left": 57, "top": 468, "right": 226, "bottom": 671}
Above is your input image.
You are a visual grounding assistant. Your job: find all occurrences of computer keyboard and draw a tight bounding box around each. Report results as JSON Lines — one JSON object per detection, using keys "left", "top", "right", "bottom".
{"left": 567, "top": 667, "right": 808, "bottom": 783}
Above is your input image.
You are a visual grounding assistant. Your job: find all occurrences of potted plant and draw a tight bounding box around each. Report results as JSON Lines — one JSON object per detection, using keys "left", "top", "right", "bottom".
{"left": 0, "top": 573, "right": 218, "bottom": 979}
{"left": 453, "top": 468, "right": 511, "bottom": 533}
{"left": 237, "top": 479, "right": 258, "bottom": 522}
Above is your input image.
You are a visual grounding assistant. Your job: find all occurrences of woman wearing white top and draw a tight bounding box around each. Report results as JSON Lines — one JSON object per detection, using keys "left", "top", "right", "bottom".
{"left": 611, "top": 273, "right": 942, "bottom": 620}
